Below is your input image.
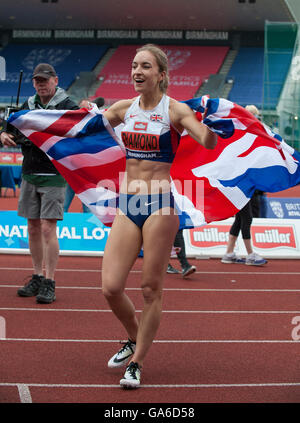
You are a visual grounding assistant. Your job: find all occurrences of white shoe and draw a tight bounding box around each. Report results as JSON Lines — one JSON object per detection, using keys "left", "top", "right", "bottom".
{"left": 245, "top": 253, "right": 267, "bottom": 266}
{"left": 221, "top": 253, "right": 245, "bottom": 264}
{"left": 107, "top": 339, "right": 136, "bottom": 368}
{"left": 120, "top": 362, "right": 141, "bottom": 389}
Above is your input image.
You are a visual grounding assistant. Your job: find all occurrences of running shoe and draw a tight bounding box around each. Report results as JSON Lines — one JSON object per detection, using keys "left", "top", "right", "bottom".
{"left": 17, "top": 274, "right": 44, "bottom": 297}
{"left": 36, "top": 279, "right": 56, "bottom": 304}
{"left": 221, "top": 253, "right": 246, "bottom": 264}
{"left": 166, "top": 264, "right": 180, "bottom": 274}
{"left": 182, "top": 265, "right": 196, "bottom": 277}
{"left": 245, "top": 253, "right": 267, "bottom": 266}
{"left": 120, "top": 362, "right": 141, "bottom": 389}
{"left": 108, "top": 339, "right": 136, "bottom": 368}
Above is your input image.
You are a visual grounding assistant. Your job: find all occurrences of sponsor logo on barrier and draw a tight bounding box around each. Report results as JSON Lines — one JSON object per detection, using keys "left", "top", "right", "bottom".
{"left": 269, "top": 201, "right": 284, "bottom": 218}
{"left": 189, "top": 224, "right": 297, "bottom": 250}
{"left": 251, "top": 226, "right": 296, "bottom": 249}
{"left": 0, "top": 153, "right": 14, "bottom": 164}
{"left": 0, "top": 223, "right": 110, "bottom": 241}
{"left": 190, "top": 225, "right": 231, "bottom": 247}
{"left": 0, "top": 152, "right": 23, "bottom": 165}
{"left": 267, "top": 198, "right": 300, "bottom": 219}
{"left": 15, "top": 153, "right": 23, "bottom": 164}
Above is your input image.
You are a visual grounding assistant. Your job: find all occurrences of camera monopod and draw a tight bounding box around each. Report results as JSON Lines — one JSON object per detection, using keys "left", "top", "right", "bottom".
{"left": 4, "top": 69, "right": 23, "bottom": 120}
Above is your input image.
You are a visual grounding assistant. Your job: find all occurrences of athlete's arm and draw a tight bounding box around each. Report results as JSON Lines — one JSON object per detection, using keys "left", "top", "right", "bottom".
{"left": 103, "top": 99, "right": 133, "bottom": 128}
{"left": 169, "top": 99, "right": 217, "bottom": 149}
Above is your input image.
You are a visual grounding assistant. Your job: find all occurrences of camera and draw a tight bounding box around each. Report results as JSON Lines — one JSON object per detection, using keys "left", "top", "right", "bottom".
{"left": 4, "top": 106, "right": 20, "bottom": 121}
{"left": 2, "top": 106, "right": 30, "bottom": 147}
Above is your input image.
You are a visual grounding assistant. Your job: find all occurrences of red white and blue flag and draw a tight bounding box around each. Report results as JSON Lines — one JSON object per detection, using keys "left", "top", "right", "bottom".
{"left": 8, "top": 97, "right": 300, "bottom": 229}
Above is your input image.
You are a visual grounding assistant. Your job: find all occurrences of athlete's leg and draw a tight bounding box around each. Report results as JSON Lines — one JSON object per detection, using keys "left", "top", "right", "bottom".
{"left": 102, "top": 212, "right": 143, "bottom": 341}
{"left": 130, "top": 210, "right": 179, "bottom": 367}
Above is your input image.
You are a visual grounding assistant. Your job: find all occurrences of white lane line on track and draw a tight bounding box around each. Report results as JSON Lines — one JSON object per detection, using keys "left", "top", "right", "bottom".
{"left": 1, "top": 338, "right": 299, "bottom": 344}
{"left": 0, "top": 307, "right": 300, "bottom": 314}
{"left": 0, "top": 316, "right": 6, "bottom": 339}
{"left": 1, "top": 267, "right": 300, "bottom": 275}
{"left": 2, "top": 382, "right": 300, "bottom": 389}
{"left": 17, "top": 384, "right": 32, "bottom": 403}
{"left": 1, "top": 285, "right": 300, "bottom": 293}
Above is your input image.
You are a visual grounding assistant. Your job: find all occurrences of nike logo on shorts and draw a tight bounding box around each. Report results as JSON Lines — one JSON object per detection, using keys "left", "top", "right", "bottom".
{"left": 144, "top": 201, "right": 158, "bottom": 206}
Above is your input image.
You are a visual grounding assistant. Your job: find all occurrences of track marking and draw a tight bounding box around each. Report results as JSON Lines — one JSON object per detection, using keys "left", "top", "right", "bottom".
{"left": 2, "top": 381, "right": 300, "bottom": 389}
{"left": 17, "top": 384, "right": 32, "bottom": 403}
{"left": 0, "top": 307, "right": 300, "bottom": 314}
{"left": 1, "top": 285, "right": 300, "bottom": 293}
{"left": 0, "top": 316, "right": 6, "bottom": 339}
{"left": 1, "top": 338, "right": 299, "bottom": 344}
{"left": 1, "top": 266, "right": 300, "bottom": 275}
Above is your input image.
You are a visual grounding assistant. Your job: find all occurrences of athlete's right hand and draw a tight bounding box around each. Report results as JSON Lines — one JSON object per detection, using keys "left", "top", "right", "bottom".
{"left": 0, "top": 132, "right": 17, "bottom": 147}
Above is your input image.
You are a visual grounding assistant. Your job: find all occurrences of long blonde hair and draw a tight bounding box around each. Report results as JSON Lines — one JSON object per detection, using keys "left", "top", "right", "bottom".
{"left": 136, "top": 44, "right": 169, "bottom": 93}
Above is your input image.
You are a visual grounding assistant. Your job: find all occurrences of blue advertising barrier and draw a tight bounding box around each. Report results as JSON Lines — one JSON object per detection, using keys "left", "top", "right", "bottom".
{"left": 266, "top": 198, "right": 300, "bottom": 219}
{"left": 0, "top": 211, "right": 110, "bottom": 255}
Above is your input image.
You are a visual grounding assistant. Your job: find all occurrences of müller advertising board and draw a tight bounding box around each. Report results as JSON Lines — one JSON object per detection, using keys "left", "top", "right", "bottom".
{"left": 0, "top": 211, "right": 300, "bottom": 258}
{"left": 184, "top": 218, "right": 300, "bottom": 259}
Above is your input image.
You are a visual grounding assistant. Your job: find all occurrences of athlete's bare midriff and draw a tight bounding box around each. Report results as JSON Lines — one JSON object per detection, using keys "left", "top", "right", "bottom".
{"left": 120, "top": 158, "right": 172, "bottom": 195}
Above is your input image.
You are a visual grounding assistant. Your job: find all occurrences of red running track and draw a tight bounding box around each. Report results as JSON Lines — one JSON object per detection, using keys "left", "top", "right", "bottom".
{"left": 0, "top": 254, "right": 299, "bottom": 404}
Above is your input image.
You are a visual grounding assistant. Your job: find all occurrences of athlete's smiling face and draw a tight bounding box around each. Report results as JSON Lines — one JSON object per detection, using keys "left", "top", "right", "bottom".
{"left": 131, "top": 50, "right": 165, "bottom": 94}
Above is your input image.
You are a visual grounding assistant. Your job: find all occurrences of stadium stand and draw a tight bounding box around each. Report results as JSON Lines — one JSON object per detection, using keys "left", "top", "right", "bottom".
{"left": 227, "top": 47, "right": 264, "bottom": 108}
{"left": 227, "top": 46, "right": 294, "bottom": 109}
{"left": 93, "top": 45, "right": 229, "bottom": 104}
{"left": 263, "top": 47, "right": 294, "bottom": 109}
{"left": 0, "top": 43, "right": 108, "bottom": 104}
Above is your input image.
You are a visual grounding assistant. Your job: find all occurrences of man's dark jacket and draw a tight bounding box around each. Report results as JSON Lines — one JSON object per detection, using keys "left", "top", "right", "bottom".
{"left": 8, "top": 87, "right": 78, "bottom": 175}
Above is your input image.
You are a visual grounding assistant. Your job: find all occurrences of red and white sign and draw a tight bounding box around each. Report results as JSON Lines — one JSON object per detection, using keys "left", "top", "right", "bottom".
{"left": 15, "top": 153, "right": 23, "bottom": 164}
{"left": 0, "top": 152, "right": 14, "bottom": 164}
{"left": 190, "top": 225, "right": 231, "bottom": 248}
{"left": 0, "top": 152, "right": 23, "bottom": 165}
{"left": 251, "top": 226, "right": 296, "bottom": 249}
{"left": 184, "top": 218, "right": 300, "bottom": 259}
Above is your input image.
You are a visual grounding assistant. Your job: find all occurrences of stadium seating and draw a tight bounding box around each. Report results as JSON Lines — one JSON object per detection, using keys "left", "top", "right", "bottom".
{"left": 94, "top": 45, "right": 229, "bottom": 104}
{"left": 227, "top": 47, "right": 264, "bottom": 108}
{"left": 0, "top": 43, "right": 108, "bottom": 104}
{"left": 1, "top": 42, "right": 292, "bottom": 110}
{"left": 227, "top": 47, "right": 293, "bottom": 109}
{"left": 263, "top": 48, "right": 294, "bottom": 109}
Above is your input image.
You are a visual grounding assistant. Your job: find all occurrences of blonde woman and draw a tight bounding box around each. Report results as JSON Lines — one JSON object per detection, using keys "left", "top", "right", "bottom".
{"left": 102, "top": 44, "right": 217, "bottom": 388}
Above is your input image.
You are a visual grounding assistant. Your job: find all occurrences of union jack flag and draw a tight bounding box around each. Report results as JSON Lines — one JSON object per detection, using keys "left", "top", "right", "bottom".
{"left": 8, "top": 97, "right": 300, "bottom": 229}
{"left": 150, "top": 113, "right": 163, "bottom": 122}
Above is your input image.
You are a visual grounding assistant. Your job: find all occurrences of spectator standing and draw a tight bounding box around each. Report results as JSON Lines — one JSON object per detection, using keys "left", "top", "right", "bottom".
{"left": 0, "top": 63, "right": 78, "bottom": 303}
{"left": 221, "top": 105, "right": 267, "bottom": 266}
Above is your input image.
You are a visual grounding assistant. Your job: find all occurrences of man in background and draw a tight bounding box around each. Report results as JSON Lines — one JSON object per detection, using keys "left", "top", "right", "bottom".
{"left": 0, "top": 63, "right": 78, "bottom": 303}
